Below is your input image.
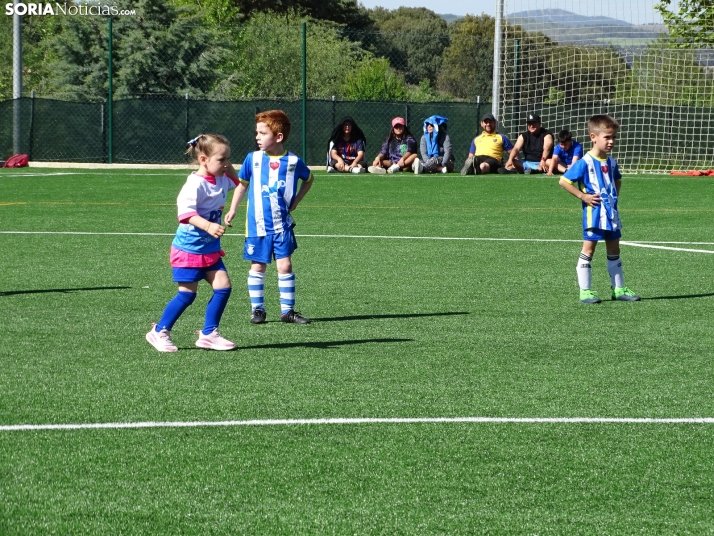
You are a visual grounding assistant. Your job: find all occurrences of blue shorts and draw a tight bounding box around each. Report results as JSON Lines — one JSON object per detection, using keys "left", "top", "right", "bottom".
{"left": 522, "top": 160, "right": 542, "bottom": 171}
{"left": 243, "top": 230, "right": 297, "bottom": 264}
{"left": 172, "top": 259, "right": 226, "bottom": 283}
{"left": 583, "top": 228, "right": 622, "bottom": 241}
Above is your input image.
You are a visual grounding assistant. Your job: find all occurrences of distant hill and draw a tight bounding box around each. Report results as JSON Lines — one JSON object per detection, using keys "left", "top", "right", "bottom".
{"left": 509, "top": 8, "right": 630, "bottom": 28}
{"left": 439, "top": 13, "right": 462, "bottom": 24}
{"left": 506, "top": 9, "right": 666, "bottom": 47}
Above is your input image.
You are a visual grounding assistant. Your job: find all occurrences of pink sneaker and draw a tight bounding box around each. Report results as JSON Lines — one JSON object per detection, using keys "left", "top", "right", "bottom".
{"left": 195, "top": 329, "right": 236, "bottom": 351}
{"left": 146, "top": 323, "right": 178, "bottom": 352}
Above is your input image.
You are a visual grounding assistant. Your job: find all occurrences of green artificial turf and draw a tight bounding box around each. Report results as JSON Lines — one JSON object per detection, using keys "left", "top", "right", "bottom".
{"left": 1, "top": 167, "right": 713, "bottom": 534}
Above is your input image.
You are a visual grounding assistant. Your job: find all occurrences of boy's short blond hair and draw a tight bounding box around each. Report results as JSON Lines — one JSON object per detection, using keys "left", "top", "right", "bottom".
{"left": 256, "top": 110, "right": 292, "bottom": 142}
{"left": 588, "top": 114, "right": 620, "bottom": 135}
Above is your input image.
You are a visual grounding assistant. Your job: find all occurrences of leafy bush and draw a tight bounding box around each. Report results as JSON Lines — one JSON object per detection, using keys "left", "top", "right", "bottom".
{"left": 341, "top": 58, "right": 407, "bottom": 101}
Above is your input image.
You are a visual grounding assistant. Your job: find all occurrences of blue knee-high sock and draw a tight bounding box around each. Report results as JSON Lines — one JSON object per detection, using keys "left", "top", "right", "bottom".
{"left": 203, "top": 287, "right": 232, "bottom": 335}
{"left": 156, "top": 291, "right": 196, "bottom": 331}
{"left": 278, "top": 272, "right": 296, "bottom": 315}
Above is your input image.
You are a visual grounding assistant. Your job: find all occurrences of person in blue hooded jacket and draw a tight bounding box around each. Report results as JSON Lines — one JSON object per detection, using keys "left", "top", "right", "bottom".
{"left": 418, "top": 115, "right": 454, "bottom": 174}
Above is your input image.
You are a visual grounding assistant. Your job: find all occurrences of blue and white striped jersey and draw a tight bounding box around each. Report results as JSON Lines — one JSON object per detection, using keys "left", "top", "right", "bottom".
{"left": 238, "top": 150, "right": 313, "bottom": 237}
{"left": 563, "top": 153, "right": 622, "bottom": 231}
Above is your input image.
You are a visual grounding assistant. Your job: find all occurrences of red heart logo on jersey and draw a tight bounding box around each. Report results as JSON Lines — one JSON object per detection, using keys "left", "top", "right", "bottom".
{"left": 601, "top": 165, "right": 609, "bottom": 173}
{"left": 269, "top": 161, "right": 280, "bottom": 170}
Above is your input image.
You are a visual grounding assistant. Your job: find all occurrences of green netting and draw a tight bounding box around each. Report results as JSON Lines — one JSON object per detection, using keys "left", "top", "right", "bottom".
{"left": 4, "top": 96, "right": 714, "bottom": 170}
{"left": 0, "top": 97, "right": 489, "bottom": 167}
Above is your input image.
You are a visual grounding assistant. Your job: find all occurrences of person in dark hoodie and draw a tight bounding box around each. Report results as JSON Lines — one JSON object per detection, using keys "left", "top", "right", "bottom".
{"left": 419, "top": 115, "right": 454, "bottom": 174}
{"left": 326, "top": 116, "right": 367, "bottom": 174}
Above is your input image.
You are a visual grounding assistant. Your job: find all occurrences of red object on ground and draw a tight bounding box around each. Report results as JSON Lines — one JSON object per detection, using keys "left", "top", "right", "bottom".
{"left": 2, "top": 154, "right": 29, "bottom": 168}
{"left": 670, "top": 170, "right": 714, "bottom": 176}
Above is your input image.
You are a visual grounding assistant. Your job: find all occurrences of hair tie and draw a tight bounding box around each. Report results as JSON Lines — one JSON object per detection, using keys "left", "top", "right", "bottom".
{"left": 187, "top": 134, "right": 204, "bottom": 147}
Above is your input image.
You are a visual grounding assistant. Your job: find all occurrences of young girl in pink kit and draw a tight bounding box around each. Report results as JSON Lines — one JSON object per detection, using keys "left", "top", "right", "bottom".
{"left": 146, "top": 133, "right": 240, "bottom": 352}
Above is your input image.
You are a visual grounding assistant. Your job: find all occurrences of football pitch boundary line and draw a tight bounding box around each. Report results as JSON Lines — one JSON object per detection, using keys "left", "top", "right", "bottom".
{"left": 1, "top": 231, "right": 713, "bottom": 253}
{"left": 3, "top": 416, "right": 714, "bottom": 432}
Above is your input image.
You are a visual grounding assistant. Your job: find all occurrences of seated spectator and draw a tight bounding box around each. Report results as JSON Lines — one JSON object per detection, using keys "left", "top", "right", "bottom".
{"left": 502, "top": 113, "right": 554, "bottom": 174}
{"left": 546, "top": 129, "right": 583, "bottom": 175}
{"left": 419, "top": 115, "right": 454, "bottom": 174}
{"left": 327, "top": 116, "right": 367, "bottom": 174}
{"left": 461, "top": 113, "right": 514, "bottom": 175}
{"left": 368, "top": 117, "right": 419, "bottom": 174}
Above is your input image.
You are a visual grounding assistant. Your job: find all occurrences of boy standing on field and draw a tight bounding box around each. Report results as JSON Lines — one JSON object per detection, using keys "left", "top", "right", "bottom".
{"left": 225, "top": 110, "right": 314, "bottom": 324}
{"left": 559, "top": 115, "right": 640, "bottom": 304}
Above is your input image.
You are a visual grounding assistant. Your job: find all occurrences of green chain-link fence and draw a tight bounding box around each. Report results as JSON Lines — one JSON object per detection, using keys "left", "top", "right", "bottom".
{"left": 0, "top": 96, "right": 488, "bottom": 166}
{"left": 5, "top": 96, "right": 712, "bottom": 170}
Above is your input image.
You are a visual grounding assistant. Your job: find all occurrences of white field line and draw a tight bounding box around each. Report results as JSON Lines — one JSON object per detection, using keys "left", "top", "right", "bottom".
{"left": 1, "top": 231, "right": 714, "bottom": 252}
{"left": 2, "top": 229, "right": 714, "bottom": 246}
{"left": 0, "top": 231, "right": 177, "bottom": 236}
{"left": 0, "top": 172, "right": 85, "bottom": 177}
{"left": 3, "top": 416, "right": 714, "bottom": 432}
{"left": 620, "top": 241, "right": 714, "bottom": 254}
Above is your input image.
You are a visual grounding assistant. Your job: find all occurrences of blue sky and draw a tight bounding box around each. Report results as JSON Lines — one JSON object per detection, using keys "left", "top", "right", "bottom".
{"left": 357, "top": 0, "right": 667, "bottom": 25}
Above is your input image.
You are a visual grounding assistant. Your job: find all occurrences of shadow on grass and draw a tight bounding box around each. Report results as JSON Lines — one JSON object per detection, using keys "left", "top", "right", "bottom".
{"left": 641, "top": 292, "right": 714, "bottom": 301}
{"left": 185, "top": 338, "right": 414, "bottom": 351}
{"left": 308, "top": 311, "right": 470, "bottom": 323}
{"left": 0, "top": 286, "right": 131, "bottom": 297}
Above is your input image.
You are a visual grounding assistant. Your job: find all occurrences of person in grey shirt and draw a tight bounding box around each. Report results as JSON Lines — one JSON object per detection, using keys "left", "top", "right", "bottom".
{"left": 418, "top": 115, "right": 454, "bottom": 174}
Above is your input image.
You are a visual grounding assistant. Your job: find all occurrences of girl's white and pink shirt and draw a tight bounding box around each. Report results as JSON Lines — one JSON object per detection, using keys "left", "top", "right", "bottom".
{"left": 170, "top": 172, "right": 239, "bottom": 268}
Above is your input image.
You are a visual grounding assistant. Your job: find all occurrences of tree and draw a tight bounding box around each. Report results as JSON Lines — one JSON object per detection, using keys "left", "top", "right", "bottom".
{"left": 437, "top": 14, "right": 494, "bottom": 101}
{"left": 366, "top": 7, "right": 449, "bottom": 86}
{"left": 44, "top": 0, "right": 228, "bottom": 100}
{"left": 213, "top": 11, "right": 370, "bottom": 99}
{"left": 615, "top": 40, "right": 714, "bottom": 106}
{"left": 175, "top": 0, "right": 372, "bottom": 27}
{"left": 545, "top": 44, "right": 628, "bottom": 104}
{"left": 43, "top": 12, "right": 109, "bottom": 100}
{"left": 341, "top": 58, "right": 407, "bottom": 101}
{"left": 655, "top": 0, "right": 714, "bottom": 48}
{"left": 113, "top": 1, "right": 228, "bottom": 96}
{"left": 169, "top": 0, "right": 239, "bottom": 25}
{"left": 0, "top": 14, "right": 63, "bottom": 100}
{"left": 497, "top": 24, "right": 628, "bottom": 106}
{"left": 500, "top": 24, "right": 554, "bottom": 106}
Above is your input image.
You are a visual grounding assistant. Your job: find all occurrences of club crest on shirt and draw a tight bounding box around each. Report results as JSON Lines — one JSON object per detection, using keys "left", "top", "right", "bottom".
{"left": 269, "top": 161, "right": 280, "bottom": 170}
{"left": 601, "top": 165, "right": 609, "bottom": 173}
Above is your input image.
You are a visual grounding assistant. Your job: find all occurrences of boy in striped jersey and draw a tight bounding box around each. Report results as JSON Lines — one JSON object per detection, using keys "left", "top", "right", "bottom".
{"left": 225, "top": 110, "right": 314, "bottom": 324}
{"left": 559, "top": 115, "right": 640, "bottom": 304}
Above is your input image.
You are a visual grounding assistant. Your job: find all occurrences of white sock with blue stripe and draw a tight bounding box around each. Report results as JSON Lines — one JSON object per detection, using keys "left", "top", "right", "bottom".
{"left": 248, "top": 270, "right": 265, "bottom": 312}
{"left": 278, "top": 272, "right": 296, "bottom": 315}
